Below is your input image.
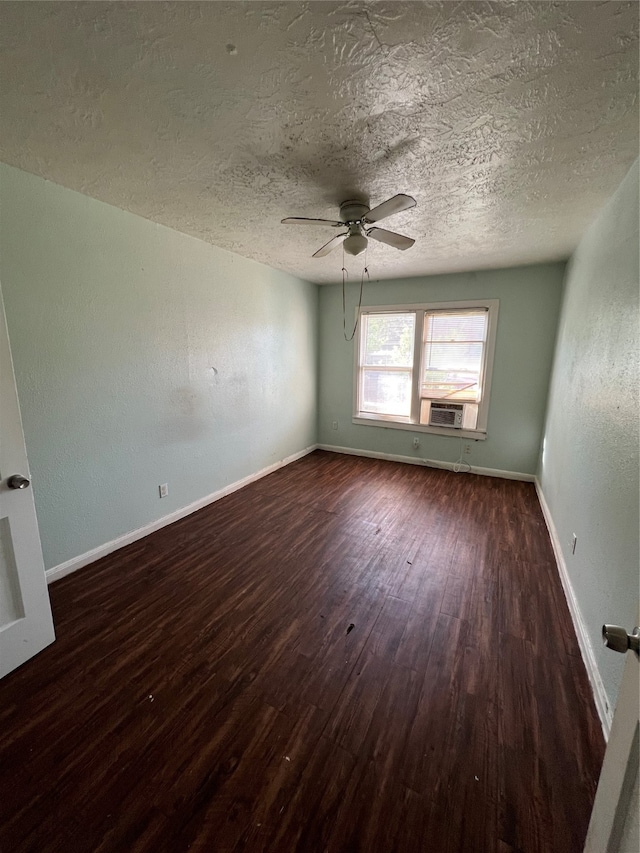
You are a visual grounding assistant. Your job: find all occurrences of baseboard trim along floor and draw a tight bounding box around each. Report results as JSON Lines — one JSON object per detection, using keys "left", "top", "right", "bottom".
{"left": 317, "top": 443, "right": 535, "bottom": 482}
{"left": 45, "top": 444, "right": 318, "bottom": 585}
{"left": 535, "top": 478, "right": 612, "bottom": 738}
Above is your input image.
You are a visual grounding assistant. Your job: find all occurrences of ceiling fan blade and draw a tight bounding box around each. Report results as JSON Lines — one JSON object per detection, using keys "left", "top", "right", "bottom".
{"left": 312, "top": 233, "right": 348, "bottom": 258}
{"left": 281, "top": 217, "right": 344, "bottom": 227}
{"left": 366, "top": 227, "right": 415, "bottom": 250}
{"left": 364, "top": 193, "right": 416, "bottom": 224}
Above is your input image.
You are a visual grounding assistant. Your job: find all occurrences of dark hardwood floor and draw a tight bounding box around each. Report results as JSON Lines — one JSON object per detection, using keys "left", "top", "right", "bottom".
{"left": 0, "top": 451, "right": 605, "bottom": 852}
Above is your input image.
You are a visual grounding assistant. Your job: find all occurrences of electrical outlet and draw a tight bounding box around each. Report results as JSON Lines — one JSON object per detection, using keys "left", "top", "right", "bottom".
{"left": 332, "top": 420, "right": 338, "bottom": 430}
{"left": 159, "top": 483, "right": 169, "bottom": 498}
{"left": 571, "top": 533, "right": 577, "bottom": 554}
{"left": 412, "top": 437, "right": 420, "bottom": 449}
{"left": 464, "top": 444, "right": 472, "bottom": 454}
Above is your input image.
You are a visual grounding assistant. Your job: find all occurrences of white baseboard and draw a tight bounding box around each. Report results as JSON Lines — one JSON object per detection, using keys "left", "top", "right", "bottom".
{"left": 46, "top": 445, "right": 318, "bottom": 585}
{"left": 317, "top": 444, "right": 535, "bottom": 482}
{"left": 535, "top": 479, "right": 612, "bottom": 738}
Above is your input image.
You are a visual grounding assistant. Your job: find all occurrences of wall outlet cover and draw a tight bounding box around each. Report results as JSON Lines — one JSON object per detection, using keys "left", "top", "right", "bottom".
{"left": 159, "top": 483, "right": 169, "bottom": 498}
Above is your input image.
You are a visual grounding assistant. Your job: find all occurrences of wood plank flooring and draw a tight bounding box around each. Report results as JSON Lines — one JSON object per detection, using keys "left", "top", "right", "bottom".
{"left": 0, "top": 451, "right": 605, "bottom": 852}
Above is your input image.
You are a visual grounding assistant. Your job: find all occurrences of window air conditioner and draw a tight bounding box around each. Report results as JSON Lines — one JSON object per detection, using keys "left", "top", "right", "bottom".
{"left": 428, "top": 402, "right": 464, "bottom": 428}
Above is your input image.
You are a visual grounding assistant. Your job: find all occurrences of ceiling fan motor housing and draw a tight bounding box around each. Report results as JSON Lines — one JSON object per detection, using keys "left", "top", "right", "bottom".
{"left": 339, "top": 200, "right": 369, "bottom": 223}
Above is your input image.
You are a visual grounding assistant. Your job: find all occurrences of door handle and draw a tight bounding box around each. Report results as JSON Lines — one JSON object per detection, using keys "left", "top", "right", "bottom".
{"left": 7, "top": 474, "right": 30, "bottom": 490}
{"left": 602, "top": 624, "right": 640, "bottom": 655}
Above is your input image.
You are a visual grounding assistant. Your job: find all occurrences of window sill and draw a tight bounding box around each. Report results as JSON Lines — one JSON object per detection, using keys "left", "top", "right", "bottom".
{"left": 352, "top": 415, "right": 487, "bottom": 441}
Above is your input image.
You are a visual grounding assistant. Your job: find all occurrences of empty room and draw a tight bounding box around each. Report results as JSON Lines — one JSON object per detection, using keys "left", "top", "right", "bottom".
{"left": 0, "top": 2, "right": 638, "bottom": 852}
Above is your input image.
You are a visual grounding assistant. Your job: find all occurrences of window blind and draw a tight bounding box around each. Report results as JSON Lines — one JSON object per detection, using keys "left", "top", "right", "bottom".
{"left": 421, "top": 310, "right": 488, "bottom": 402}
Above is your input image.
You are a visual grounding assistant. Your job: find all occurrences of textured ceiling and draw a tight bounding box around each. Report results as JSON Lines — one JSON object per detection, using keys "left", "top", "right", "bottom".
{"left": 0, "top": 1, "right": 638, "bottom": 284}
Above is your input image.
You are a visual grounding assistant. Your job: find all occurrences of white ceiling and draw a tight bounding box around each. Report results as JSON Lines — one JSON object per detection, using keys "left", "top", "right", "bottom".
{"left": 1, "top": 1, "right": 638, "bottom": 284}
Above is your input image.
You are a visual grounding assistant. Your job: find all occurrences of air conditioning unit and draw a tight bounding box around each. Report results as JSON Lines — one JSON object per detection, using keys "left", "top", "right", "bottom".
{"left": 428, "top": 401, "right": 464, "bottom": 428}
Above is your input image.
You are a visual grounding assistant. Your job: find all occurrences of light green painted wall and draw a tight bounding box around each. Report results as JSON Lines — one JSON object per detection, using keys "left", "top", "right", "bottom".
{"left": 318, "top": 264, "right": 565, "bottom": 474}
{"left": 0, "top": 164, "right": 318, "bottom": 570}
{"left": 539, "top": 160, "right": 639, "bottom": 713}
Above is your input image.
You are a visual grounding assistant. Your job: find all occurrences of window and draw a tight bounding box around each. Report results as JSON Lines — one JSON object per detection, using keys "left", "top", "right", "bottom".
{"left": 354, "top": 300, "right": 499, "bottom": 438}
{"left": 359, "top": 312, "right": 415, "bottom": 418}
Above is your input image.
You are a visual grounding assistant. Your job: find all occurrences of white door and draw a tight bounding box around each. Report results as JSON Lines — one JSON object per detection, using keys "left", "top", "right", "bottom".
{"left": 0, "top": 281, "right": 55, "bottom": 678}
{"left": 584, "top": 618, "right": 639, "bottom": 853}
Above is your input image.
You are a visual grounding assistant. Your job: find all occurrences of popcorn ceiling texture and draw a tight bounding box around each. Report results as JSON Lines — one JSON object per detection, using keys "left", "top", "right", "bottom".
{"left": 0, "top": 1, "right": 637, "bottom": 283}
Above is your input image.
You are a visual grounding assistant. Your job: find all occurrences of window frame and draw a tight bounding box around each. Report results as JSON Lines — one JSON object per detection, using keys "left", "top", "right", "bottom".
{"left": 352, "top": 299, "right": 499, "bottom": 440}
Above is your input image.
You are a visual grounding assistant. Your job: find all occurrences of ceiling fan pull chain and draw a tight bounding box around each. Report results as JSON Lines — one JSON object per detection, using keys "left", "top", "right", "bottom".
{"left": 343, "top": 255, "right": 366, "bottom": 343}
{"left": 342, "top": 252, "right": 350, "bottom": 340}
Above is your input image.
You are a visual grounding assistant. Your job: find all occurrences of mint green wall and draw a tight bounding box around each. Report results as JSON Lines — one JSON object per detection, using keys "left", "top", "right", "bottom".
{"left": 539, "top": 161, "right": 639, "bottom": 713}
{"left": 0, "top": 164, "right": 317, "bottom": 570}
{"left": 318, "top": 264, "right": 565, "bottom": 474}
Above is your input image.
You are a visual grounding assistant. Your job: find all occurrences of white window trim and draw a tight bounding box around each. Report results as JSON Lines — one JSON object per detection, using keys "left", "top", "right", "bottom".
{"left": 352, "top": 299, "right": 499, "bottom": 440}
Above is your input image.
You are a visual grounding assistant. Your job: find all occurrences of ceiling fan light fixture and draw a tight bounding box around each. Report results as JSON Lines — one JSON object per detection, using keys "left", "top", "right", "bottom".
{"left": 343, "top": 233, "right": 368, "bottom": 256}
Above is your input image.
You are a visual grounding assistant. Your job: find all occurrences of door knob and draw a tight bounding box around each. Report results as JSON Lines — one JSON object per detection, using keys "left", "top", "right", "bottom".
{"left": 602, "top": 624, "right": 640, "bottom": 655}
{"left": 7, "top": 474, "right": 30, "bottom": 490}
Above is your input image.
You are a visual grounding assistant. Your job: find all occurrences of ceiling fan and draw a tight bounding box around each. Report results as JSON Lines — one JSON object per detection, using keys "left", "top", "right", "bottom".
{"left": 281, "top": 193, "right": 417, "bottom": 258}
